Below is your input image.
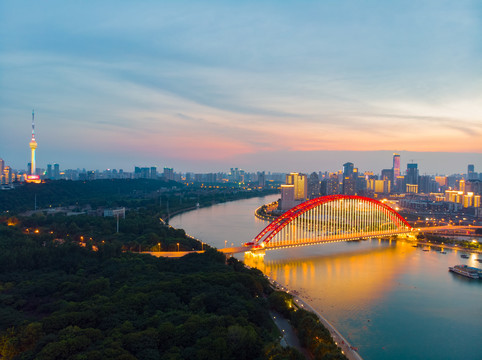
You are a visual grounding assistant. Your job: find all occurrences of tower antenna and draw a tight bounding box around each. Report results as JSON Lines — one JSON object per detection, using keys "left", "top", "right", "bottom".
{"left": 32, "top": 109, "right": 35, "bottom": 136}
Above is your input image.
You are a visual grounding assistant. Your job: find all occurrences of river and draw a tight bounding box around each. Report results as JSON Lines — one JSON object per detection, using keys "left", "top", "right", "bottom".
{"left": 170, "top": 195, "right": 482, "bottom": 360}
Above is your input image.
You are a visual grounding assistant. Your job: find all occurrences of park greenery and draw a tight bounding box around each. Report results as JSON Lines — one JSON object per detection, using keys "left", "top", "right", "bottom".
{"left": 268, "top": 292, "right": 347, "bottom": 360}
{"left": 0, "top": 222, "right": 280, "bottom": 359}
{"left": 0, "top": 179, "right": 348, "bottom": 359}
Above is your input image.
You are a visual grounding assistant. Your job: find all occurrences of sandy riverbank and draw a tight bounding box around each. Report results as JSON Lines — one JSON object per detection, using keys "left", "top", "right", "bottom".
{"left": 268, "top": 277, "right": 363, "bottom": 360}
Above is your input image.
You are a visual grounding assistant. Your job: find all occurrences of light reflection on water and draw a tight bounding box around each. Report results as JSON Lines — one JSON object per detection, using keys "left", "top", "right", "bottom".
{"left": 170, "top": 195, "right": 482, "bottom": 360}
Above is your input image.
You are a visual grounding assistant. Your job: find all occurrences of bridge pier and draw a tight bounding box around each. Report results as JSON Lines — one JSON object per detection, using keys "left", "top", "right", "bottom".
{"left": 244, "top": 249, "right": 266, "bottom": 259}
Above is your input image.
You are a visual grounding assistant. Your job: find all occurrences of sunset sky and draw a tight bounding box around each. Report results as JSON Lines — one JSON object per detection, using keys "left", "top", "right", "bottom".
{"left": 1, "top": 1, "right": 481, "bottom": 174}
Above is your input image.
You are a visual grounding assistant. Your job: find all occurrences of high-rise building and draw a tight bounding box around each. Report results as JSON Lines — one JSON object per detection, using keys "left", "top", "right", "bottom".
{"left": 53, "top": 163, "right": 60, "bottom": 180}
{"left": 257, "top": 171, "right": 266, "bottom": 187}
{"left": 163, "top": 167, "right": 174, "bottom": 181}
{"left": 0, "top": 158, "right": 4, "bottom": 176}
{"left": 150, "top": 167, "right": 157, "bottom": 179}
{"left": 341, "top": 162, "right": 356, "bottom": 195}
{"left": 343, "top": 162, "right": 354, "bottom": 178}
{"left": 468, "top": 164, "right": 476, "bottom": 180}
{"left": 280, "top": 184, "right": 295, "bottom": 210}
{"left": 406, "top": 163, "right": 418, "bottom": 185}
{"left": 325, "top": 173, "right": 339, "bottom": 195}
{"left": 286, "top": 172, "right": 307, "bottom": 200}
{"left": 46, "top": 164, "right": 53, "bottom": 179}
{"left": 458, "top": 179, "right": 465, "bottom": 193}
{"left": 229, "top": 168, "right": 245, "bottom": 183}
{"left": 307, "top": 172, "right": 320, "bottom": 199}
{"left": 418, "top": 175, "right": 435, "bottom": 194}
{"left": 3, "top": 166, "right": 13, "bottom": 184}
{"left": 393, "top": 154, "right": 400, "bottom": 179}
{"left": 381, "top": 168, "right": 394, "bottom": 187}
{"left": 342, "top": 177, "right": 356, "bottom": 195}
{"left": 466, "top": 180, "right": 481, "bottom": 195}
{"left": 369, "top": 179, "right": 391, "bottom": 194}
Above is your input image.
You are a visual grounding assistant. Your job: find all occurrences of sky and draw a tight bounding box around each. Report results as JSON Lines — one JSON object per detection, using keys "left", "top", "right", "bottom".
{"left": 1, "top": 1, "right": 481, "bottom": 175}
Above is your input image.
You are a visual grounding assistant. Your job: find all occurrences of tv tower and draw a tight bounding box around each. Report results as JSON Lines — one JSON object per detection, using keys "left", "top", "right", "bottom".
{"left": 29, "top": 110, "right": 38, "bottom": 176}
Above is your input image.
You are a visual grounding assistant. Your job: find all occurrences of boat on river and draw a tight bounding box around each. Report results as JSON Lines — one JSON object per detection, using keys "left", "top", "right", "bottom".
{"left": 449, "top": 265, "right": 480, "bottom": 279}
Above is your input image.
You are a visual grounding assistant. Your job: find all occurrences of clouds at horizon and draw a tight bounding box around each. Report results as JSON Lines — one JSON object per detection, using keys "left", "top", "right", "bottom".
{"left": 1, "top": 1, "right": 481, "bottom": 174}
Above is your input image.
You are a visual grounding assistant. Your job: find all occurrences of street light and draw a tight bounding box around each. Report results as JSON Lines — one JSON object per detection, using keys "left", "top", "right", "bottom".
{"left": 225, "top": 240, "right": 227, "bottom": 248}
{"left": 158, "top": 242, "right": 161, "bottom": 252}
{"left": 177, "top": 243, "right": 179, "bottom": 252}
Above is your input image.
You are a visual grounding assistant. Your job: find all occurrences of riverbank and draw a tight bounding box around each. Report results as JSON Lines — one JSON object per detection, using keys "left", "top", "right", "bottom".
{"left": 161, "top": 188, "right": 279, "bottom": 222}
{"left": 266, "top": 276, "right": 363, "bottom": 360}
{"left": 407, "top": 239, "right": 482, "bottom": 255}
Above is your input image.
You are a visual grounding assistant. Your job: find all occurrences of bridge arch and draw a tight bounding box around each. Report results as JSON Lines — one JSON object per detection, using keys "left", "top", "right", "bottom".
{"left": 247, "top": 195, "right": 412, "bottom": 249}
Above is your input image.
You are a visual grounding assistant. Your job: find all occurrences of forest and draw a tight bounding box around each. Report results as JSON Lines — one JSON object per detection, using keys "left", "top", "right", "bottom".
{"left": 0, "top": 179, "right": 278, "bottom": 215}
{"left": 0, "top": 180, "right": 345, "bottom": 359}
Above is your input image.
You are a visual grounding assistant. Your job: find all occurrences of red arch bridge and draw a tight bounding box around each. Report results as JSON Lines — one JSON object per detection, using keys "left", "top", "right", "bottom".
{"left": 235, "top": 195, "right": 413, "bottom": 253}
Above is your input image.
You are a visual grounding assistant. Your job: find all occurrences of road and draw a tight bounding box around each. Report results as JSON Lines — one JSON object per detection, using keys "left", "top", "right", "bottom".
{"left": 268, "top": 278, "right": 363, "bottom": 360}
{"left": 270, "top": 311, "right": 312, "bottom": 358}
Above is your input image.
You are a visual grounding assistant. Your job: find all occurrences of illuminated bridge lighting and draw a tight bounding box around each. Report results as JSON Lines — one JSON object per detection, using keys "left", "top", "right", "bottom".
{"left": 245, "top": 195, "right": 412, "bottom": 251}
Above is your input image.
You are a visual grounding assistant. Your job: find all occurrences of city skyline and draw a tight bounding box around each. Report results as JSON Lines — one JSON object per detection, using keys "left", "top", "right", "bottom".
{"left": 1, "top": 1, "right": 481, "bottom": 174}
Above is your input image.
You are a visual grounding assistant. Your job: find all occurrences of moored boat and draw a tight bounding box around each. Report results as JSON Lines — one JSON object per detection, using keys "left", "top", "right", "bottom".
{"left": 449, "top": 265, "right": 479, "bottom": 279}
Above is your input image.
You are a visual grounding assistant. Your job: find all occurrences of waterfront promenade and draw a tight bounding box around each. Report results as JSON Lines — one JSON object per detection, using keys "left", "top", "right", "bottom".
{"left": 267, "top": 277, "right": 363, "bottom": 360}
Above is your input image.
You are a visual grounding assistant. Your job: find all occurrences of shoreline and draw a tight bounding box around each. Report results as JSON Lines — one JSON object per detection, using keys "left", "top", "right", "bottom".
{"left": 267, "top": 277, "right": 363, "bottom": 360}
{"left": 407, "top": 239, "right": 482, "bottom": 255}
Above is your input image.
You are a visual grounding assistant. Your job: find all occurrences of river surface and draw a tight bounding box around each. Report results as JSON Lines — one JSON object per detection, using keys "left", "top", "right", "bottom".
{"left": 170, "top": 195, "right": 482, "bottom": 360}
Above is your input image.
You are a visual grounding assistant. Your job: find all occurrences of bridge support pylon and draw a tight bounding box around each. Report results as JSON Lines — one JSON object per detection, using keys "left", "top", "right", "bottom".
{"left": 244, "top": 249, "right": 265, "bottom": 259}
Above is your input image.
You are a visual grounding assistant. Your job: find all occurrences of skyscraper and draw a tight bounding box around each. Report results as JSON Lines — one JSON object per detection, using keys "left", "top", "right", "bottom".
{"left": 393, "top": 154, "right": 400, "bottom": 178}
{"left": 164, "top": 167, "right": 174, "bottom": 181}
{"left": 467, "top": 164, "right": 476, "bottom": 180}
{"left": 286, "top": 172, "right": 307, "bottom": 200}
{"left": 280, "top": 184, "right": 295, "bottom": 210}
{"left": 257, "top": 171, "right": 266, "bottom": 187}
{"left": 307, "top": 172, "right": 320, "bottom": 199}
{"left": 53, "top": 163, "right": 60, "bottom": 180}
{"left": 342, "top": 162, "right": 355, "bottom": 195}
{"left": 46, "top": 164, "right": 53, "bottom": 179}
{"left": 405, "top": 163, "right": 418, "bottom": 193}
{"left": 343, "top": 162, "right": 354, "bottom": 178}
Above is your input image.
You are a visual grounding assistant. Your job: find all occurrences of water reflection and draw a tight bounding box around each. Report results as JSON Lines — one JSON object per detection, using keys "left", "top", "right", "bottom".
{"left": 245, "top": 240, "right": 417, "bottom": 317}
{"left": 171, "top": 195, "right": 482, "bottom": 360}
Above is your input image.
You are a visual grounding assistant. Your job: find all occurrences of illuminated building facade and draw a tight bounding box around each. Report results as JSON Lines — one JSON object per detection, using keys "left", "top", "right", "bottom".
{"left": 368, "top": 179, "right": 391, "bottom": 194}
{"left": 323, "top": 173, "right": 339, "bottom": 195}
{"left": 458, "top": 179, "right": 465, "bottom": 193}
{"left": 406, "top": 184, "right": 418, "bottom": 193}
{"left": 393, "top": 153, "right": 400, "bottom": 179}
{"left": 405, "top": 163, "right": 418, "bottom": 192}
{"left": 280, "top": 184, "right": 295, "bottom": 210}
{"left": 286, "top": 173, "right": 307, "bottom": 200}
